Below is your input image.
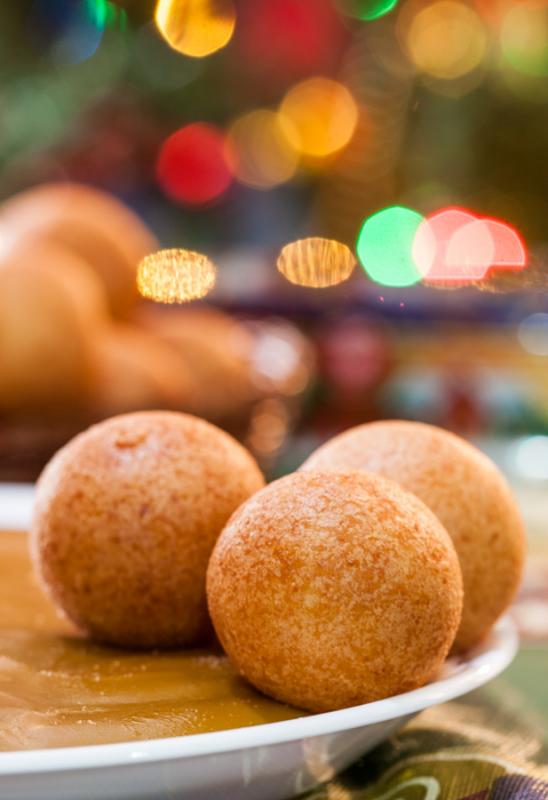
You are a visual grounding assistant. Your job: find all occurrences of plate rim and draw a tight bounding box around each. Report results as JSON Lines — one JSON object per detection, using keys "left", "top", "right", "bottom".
{"left": 0, "top": 616, "right": 518, "bottom": 775}
{"left": 0, "top": 485, "right": 519, "bottom": 776}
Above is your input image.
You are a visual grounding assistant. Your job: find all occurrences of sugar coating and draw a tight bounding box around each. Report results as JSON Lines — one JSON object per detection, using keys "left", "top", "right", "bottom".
{"left": 30, "top": 411, "right": 265, "bottom": 649}
{"left": 207, "top": 471, "right": 463, "bottom": 712}
{"left": 301, "top": 420, "right": 525, "bottom": 652}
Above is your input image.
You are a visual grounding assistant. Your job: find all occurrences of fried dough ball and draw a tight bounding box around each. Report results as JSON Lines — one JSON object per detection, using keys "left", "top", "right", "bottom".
{"left": 301, "top": 421, "right": 525, "bottom": 652}
{"left": 0, "top": 240, "right": 107, "bottom": 413}
{"left": 31, "top": 412, "right": 265, "bottom": 649}
{"left": 89, "top": 324, "right": 195, "bottom": 418}
{"left": 136, "top": 305, "right": 256, "bottom": 420}
{"left": 207, "top": 471, "right": 463, "bottom": 712}
{"left": 0, "top": 182, "right": 157, "bottom": 317}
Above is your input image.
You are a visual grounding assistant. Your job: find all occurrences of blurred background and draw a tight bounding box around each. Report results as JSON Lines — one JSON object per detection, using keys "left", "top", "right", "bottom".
{"left": 1, "top": 0, "right": 548, "bottom": 517}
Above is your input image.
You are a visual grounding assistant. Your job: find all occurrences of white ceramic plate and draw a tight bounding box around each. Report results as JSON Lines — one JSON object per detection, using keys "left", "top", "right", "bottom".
{"left": 0, "top": 485, "right": 518, "bottom": 800}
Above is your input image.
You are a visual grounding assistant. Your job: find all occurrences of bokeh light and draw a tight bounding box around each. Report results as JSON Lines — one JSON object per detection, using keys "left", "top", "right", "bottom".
{"left": 280, "top": 78, "right": 358, "bottom": 159}
{"left": 404, "top": 1, "right": 487, "bottom": 80}
{"left": 156, "top": 123, "right": 233, "bottom": 205}
{"left": 514, "top": 436, "right": 548, "bottom": 480}
{"left": 48, "top": 2, "right": 105, "bottom": 65}
{"left": 237, "top": 0, "right": 346, "bottom": 82}
{"left": 414, "top": 209, "right": 528, "bottom": 283}
{"left": 483, "top": 218, "right": 527, "bottom": 270}
{"left": 357, "top": 206, "right": 424, "bottom": 287}
{"left": 518, "top": 313, "right": 548, "bottom": 356}
{"left": 277, "top": 237, "right": 356, "bottom": 288}
{"left": 339, "top": 0, "right": 398, "bottom": 21}
{"left": 137, "top": 249, "right": 217, "bottom": 303}
{"left": 247, "top": 398, "right": 289, "bottom": 457}
{"left": 155, "top": 0, "right": 236, "bottom": 58}
{"left": 445, "top": 219, "right": 495, "bottom": 280}
{"left": 250, "top": 320, "right": 312, "bottom": 396}
{"left": 226, "top": 109, "right": 299, "bottom": 189}
{"left": 414, "top": 208, "right": 482, "bottom": 281}
{"left": 501, "top": 1, "right": 548, "bottom": 77}
{"left": 85, "top": 0, "right": 127, "bottom": 30}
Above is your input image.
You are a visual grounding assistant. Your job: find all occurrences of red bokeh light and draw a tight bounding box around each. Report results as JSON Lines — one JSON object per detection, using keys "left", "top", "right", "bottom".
{"left": 445, "top": 219, "right": 495, "bottom": 280}
{"left": 413, "top": 207, "right": 479, "bottom": 281}
{"left": 413, "top": 206, "right": 528, "bottom": 283}
{"left": 482, "top": 218, "right": 527, "bottom": 270}
{"left": 156, "top": 123, "right": 233, "bottom": 206}
{"left": 237, "top": 0, "right": 347, "bottom": 82}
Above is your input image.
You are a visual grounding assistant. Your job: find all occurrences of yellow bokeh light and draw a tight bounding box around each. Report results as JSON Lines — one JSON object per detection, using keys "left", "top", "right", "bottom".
{"left": 155, "top": 0, "right": 236, "bottom": 58}
{"left": 137, "top": 249, "right": 216, "bottom": 303}
{"left": 501, "top": 2, "right": 548, "bottom": 77}
{"left": 279, "top": 78, "right": 359, "bottom": 159}
{"left": 277, "top": 237, "right": 356, "bottom": 288}
{"left": 226, "top": 109, "right": 299, "bottom": 190}
{"left": 405, "top": 1, "right": 487, "bottom": 80}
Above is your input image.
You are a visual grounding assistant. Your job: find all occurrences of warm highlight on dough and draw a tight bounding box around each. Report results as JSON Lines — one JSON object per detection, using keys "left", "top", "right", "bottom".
{"left": 31, "top": 411, "right": 265, "bottom": 648}
{"left": 301, "top": 420, "right": 525, "bottom": 652}
{"left": 207, "top": 471, "right": 463, "bottom": 712}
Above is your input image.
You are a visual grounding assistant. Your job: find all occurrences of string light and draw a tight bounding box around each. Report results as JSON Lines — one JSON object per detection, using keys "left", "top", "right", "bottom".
{"left": 137, "top": 249, "right": 217, "bottom": 303}
{"left": 277, "top": 237, "right": 356, "bottom": 288}
{"left": 155, "top": 0, "right": 236, "bottom": 58}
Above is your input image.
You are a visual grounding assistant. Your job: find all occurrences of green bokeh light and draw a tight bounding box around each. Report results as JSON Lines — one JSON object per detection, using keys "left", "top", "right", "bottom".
{"left": 357, "top": 206, "right": 424, "bottom": 288}
{"left": 340, "top": 0, "right": 399, "bottom": 22}
{"left": 85, "top": 0, "right": 128, "bottom": 31}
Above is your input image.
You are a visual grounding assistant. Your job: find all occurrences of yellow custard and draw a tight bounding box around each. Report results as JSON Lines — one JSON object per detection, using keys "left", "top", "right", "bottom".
{"left": 0, "top": 531, "right": 303, "bottom": 751}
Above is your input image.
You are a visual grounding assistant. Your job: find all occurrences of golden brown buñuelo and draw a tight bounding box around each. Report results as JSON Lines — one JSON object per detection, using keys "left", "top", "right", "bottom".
{"left": 0, "top": 239, "right": 107, "bottom": 413}
{"left": 135, "top": 305, "right": 256, "bottom": 421}
{"left": 0, "top": 182, "right": 157, "bottom": 318}
{"left": 30, "top": 411, "right": 265, "bottom": 649}
{"left": 300, "top": 420, "right": 525, "bottom": 653}
{"left": 89, "top": 324, "right": 195, "bottom": 418}
{"left": 207, "top": 470, "right": 463, "bottom": 713}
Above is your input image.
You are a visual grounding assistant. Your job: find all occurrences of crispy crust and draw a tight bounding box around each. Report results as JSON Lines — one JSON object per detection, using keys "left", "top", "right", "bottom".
{"left": 301, "top": 421, "right": 525, "bottom": 652}
{"left": 30, "top": 411, "right": 265, "bottom": 648}
{"left": 207, "top": 471, "right": 463, "bottom": 712}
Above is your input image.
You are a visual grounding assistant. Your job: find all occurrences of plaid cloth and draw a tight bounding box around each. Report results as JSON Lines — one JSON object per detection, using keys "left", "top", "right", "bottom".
{"left": 307, "top": 651, "right": 548, "bottom": 799}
